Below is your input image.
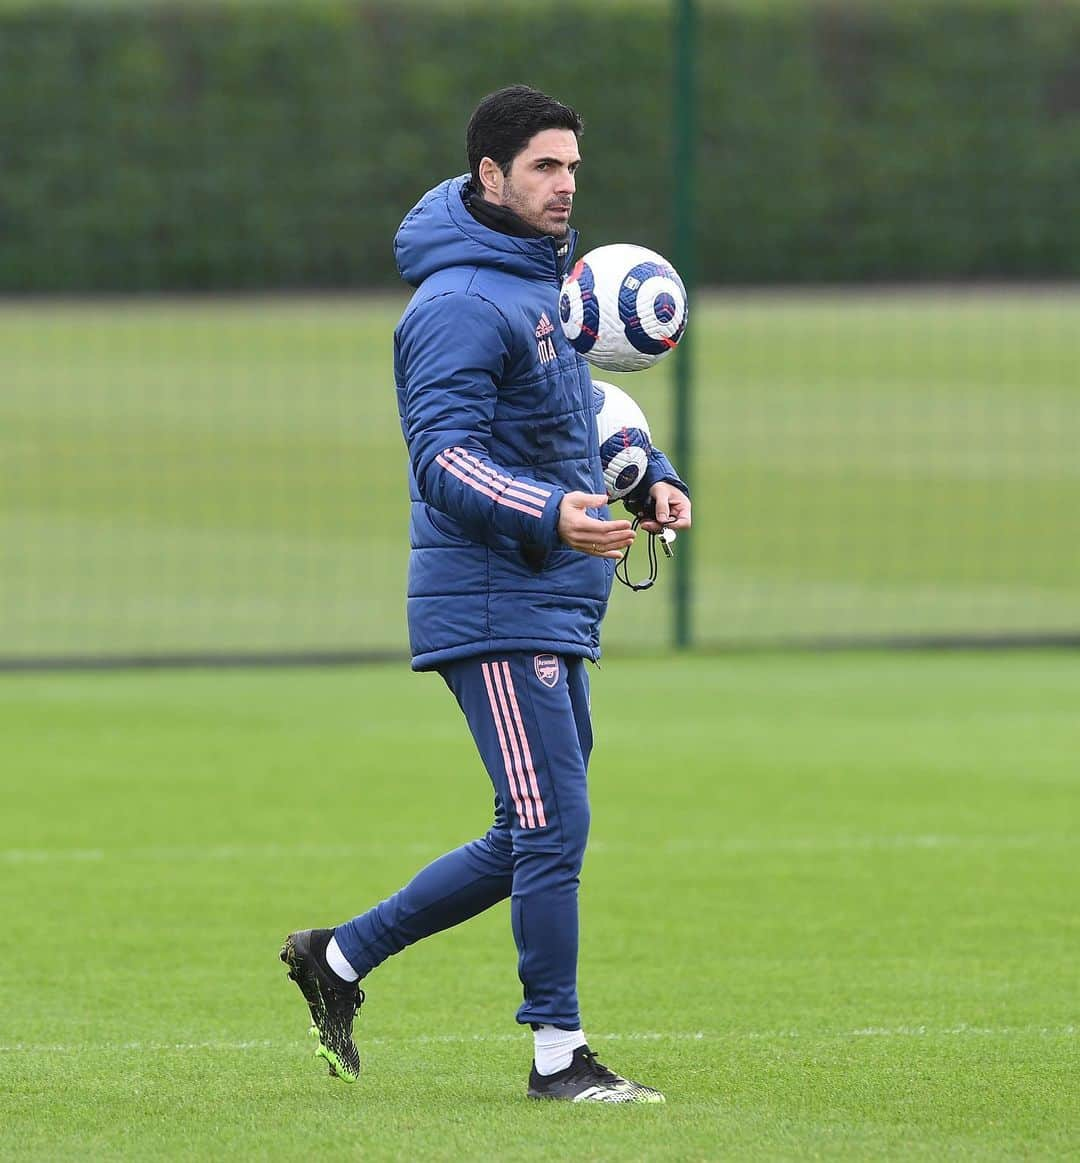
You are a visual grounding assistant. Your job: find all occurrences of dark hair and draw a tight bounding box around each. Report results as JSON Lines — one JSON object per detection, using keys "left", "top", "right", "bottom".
{"left": 466, "top": 85, "right": 583, "bottom": 185}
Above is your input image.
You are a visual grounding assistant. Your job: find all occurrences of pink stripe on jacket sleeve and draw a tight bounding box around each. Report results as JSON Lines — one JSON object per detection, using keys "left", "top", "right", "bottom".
{"left": 435, "top": 450, "right": 547, "bottom": 519}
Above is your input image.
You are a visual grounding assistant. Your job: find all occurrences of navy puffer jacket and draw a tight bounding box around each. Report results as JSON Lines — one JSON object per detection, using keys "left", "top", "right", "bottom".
{"left": 393, "top": 176, "right": 683, "bottom": 670}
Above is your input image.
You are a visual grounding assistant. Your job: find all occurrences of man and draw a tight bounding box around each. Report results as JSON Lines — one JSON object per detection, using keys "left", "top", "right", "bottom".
{"left": 281, "top": 85, "right": 691, "bottom": 1104}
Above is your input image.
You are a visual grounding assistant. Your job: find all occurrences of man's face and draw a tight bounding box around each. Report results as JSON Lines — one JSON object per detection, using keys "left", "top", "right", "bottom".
{"left": 482, "top": 128, "right": 580, "bottom": 238}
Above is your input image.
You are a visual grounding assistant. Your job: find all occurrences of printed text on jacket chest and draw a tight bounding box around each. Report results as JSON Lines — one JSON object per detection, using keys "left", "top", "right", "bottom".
{"left": 534, "top": 311, "right": 557, "bottom": 365}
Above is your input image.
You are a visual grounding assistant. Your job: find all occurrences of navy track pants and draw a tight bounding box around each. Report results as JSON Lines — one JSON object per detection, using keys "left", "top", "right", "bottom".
{"left": 334, "top": 652, "right": 592, "bottom": 1029}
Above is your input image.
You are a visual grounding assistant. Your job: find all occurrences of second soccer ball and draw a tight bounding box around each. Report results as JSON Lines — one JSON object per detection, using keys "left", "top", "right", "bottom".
{"left": 593, "top": 380, "right": 652, "bottom": 500}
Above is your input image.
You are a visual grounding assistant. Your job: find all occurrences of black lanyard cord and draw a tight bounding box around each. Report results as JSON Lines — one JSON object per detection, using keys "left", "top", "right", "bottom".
{"left": 614, "top": 516, "right": 675, "bottom": 592}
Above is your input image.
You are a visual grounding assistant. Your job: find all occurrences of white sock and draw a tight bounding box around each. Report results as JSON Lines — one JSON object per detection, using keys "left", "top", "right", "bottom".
{"left": 325, "top": 935, "right": 359, "bottom": 982}
{"left": 533, "top": 1025, "right": 588, "bottom": 1076}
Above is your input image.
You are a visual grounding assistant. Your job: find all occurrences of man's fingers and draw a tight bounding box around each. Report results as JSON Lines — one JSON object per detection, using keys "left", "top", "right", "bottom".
{"left": 641, "top": 509, "right": 691, "bottom": 534}
{"left": 558, "top": 490, "right": 637, "bottom": 555}
{"left": 580, "top": 523, "right": 636, "bottom": 557}
{"left": 565, "top": 491, "right": 609, "bottom": 511}
{"left": 574, "top": 516, "right": 633, "bottom": 536}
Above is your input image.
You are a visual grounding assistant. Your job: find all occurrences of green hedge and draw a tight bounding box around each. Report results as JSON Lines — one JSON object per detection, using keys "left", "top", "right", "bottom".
{"left": 2, "top": 0, "right": 1079, "bottom": 289}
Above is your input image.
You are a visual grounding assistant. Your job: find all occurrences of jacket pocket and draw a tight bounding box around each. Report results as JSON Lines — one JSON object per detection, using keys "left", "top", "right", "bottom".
{"left": 423, "top": 505, "right": 475, "bottom": 548}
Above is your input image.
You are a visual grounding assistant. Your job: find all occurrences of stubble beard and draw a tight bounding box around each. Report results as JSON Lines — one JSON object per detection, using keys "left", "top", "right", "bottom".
{"left": 502, "top": 179, "right": 571, "bottom": 239}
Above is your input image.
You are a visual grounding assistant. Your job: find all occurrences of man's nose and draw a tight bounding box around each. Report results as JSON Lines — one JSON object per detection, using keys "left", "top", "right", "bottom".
{"left": 556, "top": 168, "right": 576, "bottom": 194}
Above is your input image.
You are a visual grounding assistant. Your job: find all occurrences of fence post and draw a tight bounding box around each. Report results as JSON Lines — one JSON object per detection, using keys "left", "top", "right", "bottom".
{"left": 672, "top": 0, "right": 697, "bottom": 650}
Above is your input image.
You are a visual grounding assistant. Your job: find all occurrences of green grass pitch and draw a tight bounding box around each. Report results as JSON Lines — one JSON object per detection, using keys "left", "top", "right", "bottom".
{"left": 2, "top": 652, "right": 1077, "bottom": 1158}
{"left": 2, "top": 290, "right": 1079, "bottom": 660}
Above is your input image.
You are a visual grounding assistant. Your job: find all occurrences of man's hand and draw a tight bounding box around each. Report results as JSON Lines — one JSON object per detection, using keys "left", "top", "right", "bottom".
{"left": 637, "top": 483, "right": 692, "bottom": 535}
{"left": 558, "top": 492, "right": 636, "bottom": 559}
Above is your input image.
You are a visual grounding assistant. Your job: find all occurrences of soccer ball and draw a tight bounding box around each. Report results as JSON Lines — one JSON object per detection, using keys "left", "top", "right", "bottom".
{"left": 560, "top": 243, "right": 688, "bottom": 372}
{"left": 592, "top": 380, "right": 652, "bottom": 499}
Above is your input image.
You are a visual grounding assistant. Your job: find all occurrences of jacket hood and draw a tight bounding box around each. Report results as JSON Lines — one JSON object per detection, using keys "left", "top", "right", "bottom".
{"left": 394, "top": 175, "right": 578, "bottom": 288}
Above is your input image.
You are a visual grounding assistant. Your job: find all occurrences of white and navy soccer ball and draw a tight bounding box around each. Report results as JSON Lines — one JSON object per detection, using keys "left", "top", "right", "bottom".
{"left": 560, "top": 243, "right": 688, "bottom": 372}
{"left": 592, "top": 380, "right": 652, "bottom": 500}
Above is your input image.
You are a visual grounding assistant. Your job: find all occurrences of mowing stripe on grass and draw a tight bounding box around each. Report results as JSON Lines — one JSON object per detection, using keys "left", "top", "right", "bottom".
{"left": 3, "top": 1027, "right": 1075, "bottom": 1055}
{"left": 3, "top": 833, "right": 1076, "bottom": 864}
{"left": 0, "top": 1032, "right": 707, "bottom": 1054}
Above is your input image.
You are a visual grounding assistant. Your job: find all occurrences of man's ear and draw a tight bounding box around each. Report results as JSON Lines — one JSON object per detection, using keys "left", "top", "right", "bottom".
{"left": 478, "top": 157, "right": 503, "bottom": 199}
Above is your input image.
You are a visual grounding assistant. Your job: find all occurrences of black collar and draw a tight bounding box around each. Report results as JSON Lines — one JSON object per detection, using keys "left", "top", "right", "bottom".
{"left": 463, "top": 181, "right": 551, "bottom": 241}
{"left": 462, "top": 181, "right": 574, "bottom": 274}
